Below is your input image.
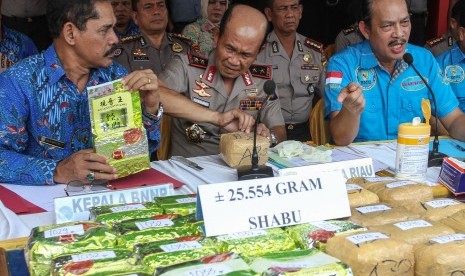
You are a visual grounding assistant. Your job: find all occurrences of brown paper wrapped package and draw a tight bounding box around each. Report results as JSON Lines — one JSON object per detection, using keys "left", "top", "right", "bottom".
{"left": 349, "top": 203, "right": 420, "bottom": 227}
{"left": 220, "top": 131, "right": 269, "bottom": 168}
{"left": 347, "top": 185, "right": 380, "bottom": 208}
{"left": 440, "top": 209, "right": 465, "bottom": 232}
{"left": 406, "top": 198, "right": 465, "bottom": 222}
{"left": 415, "top": 235, "right": 465, "bottom": 276}
{"left": 326, "top": 231, "right": 414, "bottom": 276}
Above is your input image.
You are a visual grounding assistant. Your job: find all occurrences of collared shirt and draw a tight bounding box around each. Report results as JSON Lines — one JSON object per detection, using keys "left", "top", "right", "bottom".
{"left": 115, "top": 20, "right": 140, "bottom": 39}
{"left": 257, "top": 30, "right": 325, "bottom": 124}
{"left": 1, "top": 0, "right": 47, "bottom": 17}
{"left": 436, "top": 43, "right": 465, "bottom": 112}
{"left": 325, "top": 40, "right": 458, "bottom": 142}
{"left": 159, "top": 50, "right": 284, "bottom": 157}
{"left": 182, "top": 18, "right": 217, "bottom": 57}
{"left": 0, "top": 25, "right": 38, "bottom": 73}
{"left": 115, "top": 32, "right": 191, "bottom": 74}
{"left": 0, "top": 45, "right": 161, "bottom": 185}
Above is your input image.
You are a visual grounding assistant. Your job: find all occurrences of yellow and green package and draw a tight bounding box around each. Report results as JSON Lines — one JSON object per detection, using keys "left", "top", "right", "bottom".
{"left": 115, "top": 213, "right": 197, "bottom": 235}
{"left": 134, "top": 235, "right": 219, "bottom": 271}
{"left": 87, "top": 79, "right": 150, "bottom": 178}
{"left": 155, "top": 252, "right": 254, "bottom": 276}
{"left": 117, "top": 220, "right": 204, "bottom": 250}
{"left": 90, "top": 201, "right": 164, "bottom": 226}
{"left": 216, "top": 228, "right": 296, "bottom": 262}
{"left": 286, "top": 220, "right": 365, "bottom": 251}
{"left": 154, "top": 194, "right": 197, "bottom": 216}
{"left": 25, "top": 221, "right": 117, "bottom": 276}
{"left": 51, "top": 248, "right": 150, "bottom": 276}
{"left": 249, "top": 249, "right": 353, "bottom": 275}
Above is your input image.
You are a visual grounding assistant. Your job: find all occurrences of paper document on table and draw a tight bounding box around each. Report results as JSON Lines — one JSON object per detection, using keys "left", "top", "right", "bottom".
{"left": 337, "top": 142, "right": 397, "bottom": 172}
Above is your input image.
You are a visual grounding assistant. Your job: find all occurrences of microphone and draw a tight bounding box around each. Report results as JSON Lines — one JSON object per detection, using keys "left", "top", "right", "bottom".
{"left": 403, "top": 53, "right": 447, "bottom": 167}
{"left": 237, "top": 79, "right": 276, "bottom": 180}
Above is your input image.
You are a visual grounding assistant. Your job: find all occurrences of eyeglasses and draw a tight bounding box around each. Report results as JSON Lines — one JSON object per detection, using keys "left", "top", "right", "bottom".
{"left": 65, "top": 179, "right": 110, "bottom": 196}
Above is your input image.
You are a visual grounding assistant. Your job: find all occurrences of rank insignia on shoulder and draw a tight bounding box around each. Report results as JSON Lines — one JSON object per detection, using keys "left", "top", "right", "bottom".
{"left": 426, "top": 36, "right": 445, "bottom": 47}
{"left": 120, "top": 34, "right": 141, "bottom": 43}
{"left": 249, "top": 64, "right": 272, "bottom": 79}
{"left": 342, "top": 27, "right": 355, "bottom": 35}
{"left": 304, "top": 38, "right": 324, "bottom": 54}
{"left": 171, "top": 42, "right": 183, "bottom": 53}
{"left": 188, "top": 51, "right": 208, "bottom": 69}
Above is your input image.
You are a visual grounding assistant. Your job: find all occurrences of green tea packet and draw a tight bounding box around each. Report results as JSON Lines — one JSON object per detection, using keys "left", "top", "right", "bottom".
{"left": 87, "top": 79, "right": 150, "bottom": 178}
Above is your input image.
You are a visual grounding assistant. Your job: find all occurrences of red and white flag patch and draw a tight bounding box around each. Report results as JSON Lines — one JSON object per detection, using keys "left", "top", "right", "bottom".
{"left": 325, "top": 71, "right": 343, "bottom": 85}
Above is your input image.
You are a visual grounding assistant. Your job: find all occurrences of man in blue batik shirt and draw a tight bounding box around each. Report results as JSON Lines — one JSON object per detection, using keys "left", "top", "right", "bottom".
{"left": 0, "top": 0, "right": 255, "bottom": 186}
{"left": 0, "top": 19, "right": 38, "bottom": 72}
{"left": 436, "top": 0, "right": 465, "bottom": 113}
{"left": 325, "top": 0, "right": 465, "bottom": 146}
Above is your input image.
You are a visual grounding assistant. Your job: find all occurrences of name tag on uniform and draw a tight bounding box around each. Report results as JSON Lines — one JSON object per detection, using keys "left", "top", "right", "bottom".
{"left": 38, "top": 135, "right": 65, "bottom": 149}
{"left": 192, "top": 97, "right": 210, "bottom": 107}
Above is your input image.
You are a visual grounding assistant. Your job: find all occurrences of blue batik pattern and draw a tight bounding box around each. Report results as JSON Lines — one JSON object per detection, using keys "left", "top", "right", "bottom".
{"left": 0, "top": 26, "right": 38, "bottom": 71}
{"left": 0, "top": 45, "right": 160, "bottom": 185}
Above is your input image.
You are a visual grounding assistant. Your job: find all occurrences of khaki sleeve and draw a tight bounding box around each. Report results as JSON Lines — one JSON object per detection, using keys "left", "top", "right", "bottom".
{"left": 158, "top": 55, "right": 190, "bottom": 96}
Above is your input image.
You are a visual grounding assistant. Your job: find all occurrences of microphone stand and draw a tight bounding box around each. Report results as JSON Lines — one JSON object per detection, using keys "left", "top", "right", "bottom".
{"left": 405, "top": 54, "right": 447, "bottom": 166}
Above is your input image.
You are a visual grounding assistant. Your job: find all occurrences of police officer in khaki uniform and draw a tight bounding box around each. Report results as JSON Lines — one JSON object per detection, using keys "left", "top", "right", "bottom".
{"left": 159, "top": 4, "right": 286, "bottom": 158}
{"left": 257, "top": 0, "right": 325, "bottom": 142}
{"left": 425, "top": 0, "right": 463, "bottom": 57}
{"left": 335, "top": 23, "right": 364, "bottom": 53}
{"left": 114, "top": 0, "right": 194, "bottom": 74}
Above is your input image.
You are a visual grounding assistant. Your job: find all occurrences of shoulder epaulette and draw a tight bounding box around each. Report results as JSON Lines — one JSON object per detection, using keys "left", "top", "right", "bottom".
{"left": 188, "top": 50, "right": 208, "bottom": 69}
{"left": 120, "top": 34, "right": 141, "bottom": 43}
{"left": 426, "top": 36, "right": 446, "bottom": 47}
{"left": 304, "top": 38, "right": 324, "bottom": 54}
{"left": 342, "top": 27, "right": 355, "bottom": 35}
{"left": 168, "top": 33, "right": 194, "bottom": 45}
{"left": 249, "top": 64, "right": 272, "bottom": 79}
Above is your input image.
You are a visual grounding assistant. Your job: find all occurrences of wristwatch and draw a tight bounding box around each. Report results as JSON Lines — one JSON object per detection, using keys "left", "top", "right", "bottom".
{"left": 270, "top": 130, "right": 278, "bottom": 147}
{"left": 143, "top": 103, "right": 163, "bottom": 121}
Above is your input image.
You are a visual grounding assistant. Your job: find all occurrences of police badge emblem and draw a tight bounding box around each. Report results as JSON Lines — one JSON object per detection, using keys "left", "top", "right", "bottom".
{"left": 171, "top": 43, "right": 183, "bottom": 53}
{"left": 303, "top": 53, "right": 312, "bottom": 63}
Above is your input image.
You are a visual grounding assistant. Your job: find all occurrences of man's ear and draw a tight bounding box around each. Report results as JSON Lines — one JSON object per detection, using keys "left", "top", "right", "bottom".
{"left": 63, "top": 22, "right": 77, "bottom": 45}
{"left": 132, "top": 11, "right": 139, "bottom": 26}
{"left": 358, "top": 20, "right": 370, "bottom": 40}
{"left": 264, "top": 7, "right": 272, "bottom": 22}
{"left": 459, "top": 26, "right": 465, "bottom": 42}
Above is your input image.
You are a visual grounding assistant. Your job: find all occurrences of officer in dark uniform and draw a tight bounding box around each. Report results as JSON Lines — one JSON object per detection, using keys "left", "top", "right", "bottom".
{"left": 334, "top": 23, "right": 364, "bottom": 53}
{"left": 257, "top": 0, "right": 325, "bottom": 142}
{"left": 114, "top": 0, "right": 195, "bottom": 74}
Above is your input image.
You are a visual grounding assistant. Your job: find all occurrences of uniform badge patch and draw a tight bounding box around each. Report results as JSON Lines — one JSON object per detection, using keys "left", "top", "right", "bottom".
{"left": 242, "top": 71, "right": 254, "bottom": 86}
{"left": 272, "top": 41, "right": 279, "bottom": 53}
{"left": 243, "top": 88, "right": 258, "bottom": 97}
{"left": 192, "top": 97, "right": 210, "bottom": 107}
{"left": 205, "top": 66, "right": 216, "bottom": 83}
{"left": 114, "top": 48, "right": 122, "bottom": 57}
{"left": 193, "top": 74, "right": 212, "bottom": 97}
{"left": 133, "top": 48, "right": 148, "bottom": 61}
{"left": 445, "top": 65, "right": 465, "bottom": 83}
{"left": 297, "top": 40, "right": 303, "bottom": 52}
{"left": 171, "top": 42, "right": 183, "bottom": 53}
{"left": 303, "top": 53, "right": 312, "bottom": 63}
{"left": 356, "top": 67, "right": 376, "bottom": 90}
{"left": 401, "top": 76, "right": 426, "bottom": 91}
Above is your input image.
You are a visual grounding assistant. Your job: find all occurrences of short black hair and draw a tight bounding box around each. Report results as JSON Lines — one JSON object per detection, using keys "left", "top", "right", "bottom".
{"left": 131, "top": 0, "right": 168, "bottom": 11}
{"left": 453, "top": 0, "right": 465, "bottom": 24}
{"left": 47, "top": 0, "right": 110, "bottom": 39}
{"left": 361, "top": 0, "right": 407, "bottom": 27}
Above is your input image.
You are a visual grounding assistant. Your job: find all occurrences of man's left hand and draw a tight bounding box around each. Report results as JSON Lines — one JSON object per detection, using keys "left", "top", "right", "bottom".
{"left": 122, "top": 69, "right": 160, "bottom": 114}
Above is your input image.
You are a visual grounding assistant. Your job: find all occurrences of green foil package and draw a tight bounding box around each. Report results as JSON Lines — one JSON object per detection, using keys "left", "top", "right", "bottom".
{"left": 25, "top": 221, "right": 117, "bottom": 276}
{"left": 51, "top": 248, "right": 150, "bottom": 276}
{"left": 135, "top": 235, "right": 219, "bottom": 271}
{"left": 216, "top": 228, "right": 296, "bottom": 262}
{"left": 118, "top": 220, "right": 204, "bottom": 249}
{"left": 249, "top": 249, "right": 353, "bottom": 275}
{"left": 90, "top": 201, "right": 163, "bottom": 226}
{"left": 87, "top": 79, "right": 150, "bottom": 178}
{"left": 115, "top": 213, "right": 197, "bottom": 234}
{"left": 154, "top": 194, "right": 197, "bottom": 216}
{"left": 155, "top": 252, "right": 255, "bottom": 276}
{"left": 287, "top": 220, "right": 365, "bottom": 251}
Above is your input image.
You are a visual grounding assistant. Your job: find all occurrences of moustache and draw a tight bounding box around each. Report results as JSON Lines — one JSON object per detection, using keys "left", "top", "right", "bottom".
{"left": 104, "top": 45, "right": 119, "bottom": 57}
{"left": 388, "top": 39, "right": 407, "bottom": 47}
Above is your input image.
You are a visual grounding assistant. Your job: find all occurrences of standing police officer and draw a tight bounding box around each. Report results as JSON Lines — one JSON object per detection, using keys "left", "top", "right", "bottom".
{"left": 257, "top": 0, "right": 325, "bottom": 142}
{"left": 115, "top": 0, "right": 195, "bottom": 74}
